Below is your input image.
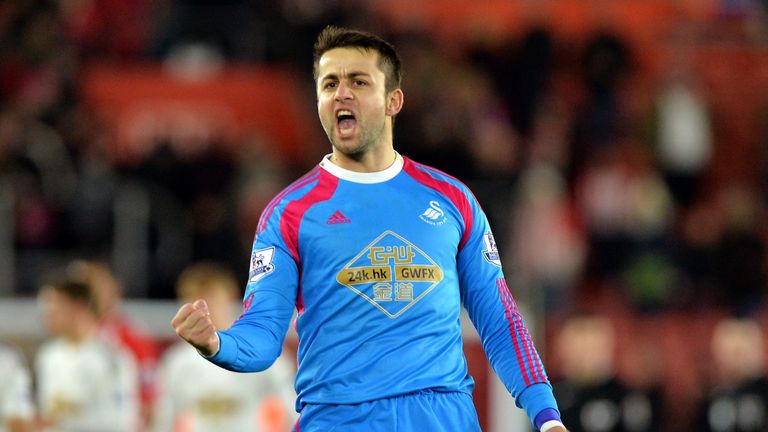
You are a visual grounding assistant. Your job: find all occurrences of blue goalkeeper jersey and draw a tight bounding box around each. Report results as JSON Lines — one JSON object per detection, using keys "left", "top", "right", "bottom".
{"left": 208, "top": 153, "right": 559, "bottom": 425}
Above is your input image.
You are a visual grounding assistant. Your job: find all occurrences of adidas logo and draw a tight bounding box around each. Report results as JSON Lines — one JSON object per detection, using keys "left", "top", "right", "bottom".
{"left": 327, "top": 210, "right": 351, "bottom": 224}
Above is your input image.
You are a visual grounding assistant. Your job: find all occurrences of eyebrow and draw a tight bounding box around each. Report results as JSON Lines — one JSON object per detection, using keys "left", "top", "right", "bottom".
{"left": 319, "top": 71, "right": 372, "bottom": 82}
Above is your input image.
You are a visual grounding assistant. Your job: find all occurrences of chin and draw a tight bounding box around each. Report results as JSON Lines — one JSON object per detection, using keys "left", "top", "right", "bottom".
{"left": 332, "top": 140, "right": 366, "bottom": 157}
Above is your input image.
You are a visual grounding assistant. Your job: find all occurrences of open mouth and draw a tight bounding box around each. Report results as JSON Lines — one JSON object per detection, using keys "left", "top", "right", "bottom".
{"left": 336, "top": 109, "right": 357, "bottom": 136}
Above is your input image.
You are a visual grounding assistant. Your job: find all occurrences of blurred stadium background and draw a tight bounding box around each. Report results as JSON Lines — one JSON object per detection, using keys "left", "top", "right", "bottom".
{"left": 1, "top": 0, "right": 768, "bottom": 431}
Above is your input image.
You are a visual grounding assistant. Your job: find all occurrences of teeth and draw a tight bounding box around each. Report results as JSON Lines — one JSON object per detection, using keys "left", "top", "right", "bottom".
{"left": 337, "top": 110, "right": 353, "bottom": 118}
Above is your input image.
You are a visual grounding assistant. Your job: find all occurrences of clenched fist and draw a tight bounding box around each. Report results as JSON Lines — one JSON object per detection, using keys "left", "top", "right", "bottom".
{"left": 171, "top": 299, "right": 220, "bottom": 357}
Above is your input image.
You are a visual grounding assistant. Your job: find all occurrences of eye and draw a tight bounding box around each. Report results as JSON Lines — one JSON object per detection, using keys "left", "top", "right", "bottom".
{"left": 354, "top": 80, "right": 367, "bottom": 87}
{"left": 323, "top": 82, "right": 337, "bottom": 90}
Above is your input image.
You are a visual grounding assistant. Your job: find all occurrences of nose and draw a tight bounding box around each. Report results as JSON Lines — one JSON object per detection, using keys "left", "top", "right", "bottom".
{"left": 334, "top": 81, "right": 353, "bottom": 101}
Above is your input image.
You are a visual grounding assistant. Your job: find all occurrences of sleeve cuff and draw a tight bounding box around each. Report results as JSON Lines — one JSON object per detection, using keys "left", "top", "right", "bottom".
{"left": 517, "top": 383, "right": 560, "bottom": 426}
{"left": 534, "top": 408, "right": 562, "bottom": 430}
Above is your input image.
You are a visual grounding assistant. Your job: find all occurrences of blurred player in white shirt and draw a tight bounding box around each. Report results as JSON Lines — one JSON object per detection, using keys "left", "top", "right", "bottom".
{"left": 0, "top": 343, "right": 34, "bottom": 432}
{"left": 67, "top": 260, "right": 160, "bottom": 430}
{"left": 153, "top": 262, "right": 296, "bottom": 432}
{"left": 35, "top": 276, "right": 140, "bottom": 432}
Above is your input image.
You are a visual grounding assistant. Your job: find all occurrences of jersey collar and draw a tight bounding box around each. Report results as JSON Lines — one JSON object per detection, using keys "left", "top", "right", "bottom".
{"left": 319, "top": 152, "right": 403, "bottom": 184}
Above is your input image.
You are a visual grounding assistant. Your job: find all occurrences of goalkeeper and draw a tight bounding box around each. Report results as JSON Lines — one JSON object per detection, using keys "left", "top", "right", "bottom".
{"left": 173, "top": 25, "right": 567, "bottom": 432}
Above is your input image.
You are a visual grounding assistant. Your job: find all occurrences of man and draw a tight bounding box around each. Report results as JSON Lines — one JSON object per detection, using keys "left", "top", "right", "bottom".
{"left": 154, "top": 261, "right": 295, "bottom": 432}
{"left": 0, "top": 343, "right": 34, "bottom": 432}
{"left": 694, "top": 317, "right": 768, "bottom": 431}
{"left": 172, "top": 25, "right": 567, "bottom": 432}
{"left": 552, "top": 313, "right": 661, "bottom": 431}
{"left": 35, "top": 276, "right": 140, "bottom": 431}
{"left": 67, "top": 259, "right": 160, "bottom": 429}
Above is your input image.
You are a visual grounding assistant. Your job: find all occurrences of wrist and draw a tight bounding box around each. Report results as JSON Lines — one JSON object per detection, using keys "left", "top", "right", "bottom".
{"left": 198, "top": 332, "right": 220, "bottom": 358}
{"left": 540, "top": 420, "right": 566, "bottom": 432}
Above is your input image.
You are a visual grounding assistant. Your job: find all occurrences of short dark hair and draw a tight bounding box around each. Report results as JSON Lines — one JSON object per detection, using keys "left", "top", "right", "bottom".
{"left": 42, "top": 277, "right": 97, "bottom": 314}
{"left": 313, "top": 25, "right": 402, "bottom": 94}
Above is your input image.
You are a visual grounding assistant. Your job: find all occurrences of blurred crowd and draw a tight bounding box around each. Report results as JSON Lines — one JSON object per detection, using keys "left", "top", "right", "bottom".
{"left": 2, "top": 0, "right": 768, "bottom": 430}
{"left": 2, "top": 0, "right": 768, "bottom": 310}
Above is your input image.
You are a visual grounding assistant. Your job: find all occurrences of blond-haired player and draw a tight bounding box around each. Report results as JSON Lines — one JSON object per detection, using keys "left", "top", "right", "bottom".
{"left": 155, "top": 262, "right": 296, "bottom": 432}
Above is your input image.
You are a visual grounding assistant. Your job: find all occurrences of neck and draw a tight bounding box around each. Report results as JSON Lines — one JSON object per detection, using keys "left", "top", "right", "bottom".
{"left": 331, "top": 144, "right": 397, "bottom": 173}
{"left": 66, "top": 317, "right": 98, "bottom": 344}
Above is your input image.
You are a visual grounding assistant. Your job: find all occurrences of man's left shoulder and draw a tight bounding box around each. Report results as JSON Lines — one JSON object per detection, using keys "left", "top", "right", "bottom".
{"left": 402, "top": 157, "right": 475, "bottom": 196}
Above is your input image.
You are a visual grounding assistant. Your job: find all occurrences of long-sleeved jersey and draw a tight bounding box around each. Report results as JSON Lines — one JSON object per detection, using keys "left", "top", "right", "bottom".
{"left": 209, "top": 154, "right": 559, "bottom": 425}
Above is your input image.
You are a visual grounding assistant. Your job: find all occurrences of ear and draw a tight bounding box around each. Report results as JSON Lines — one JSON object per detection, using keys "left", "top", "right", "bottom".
{"left": 385, "top": 88, "right": 404, "bottom": 117}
